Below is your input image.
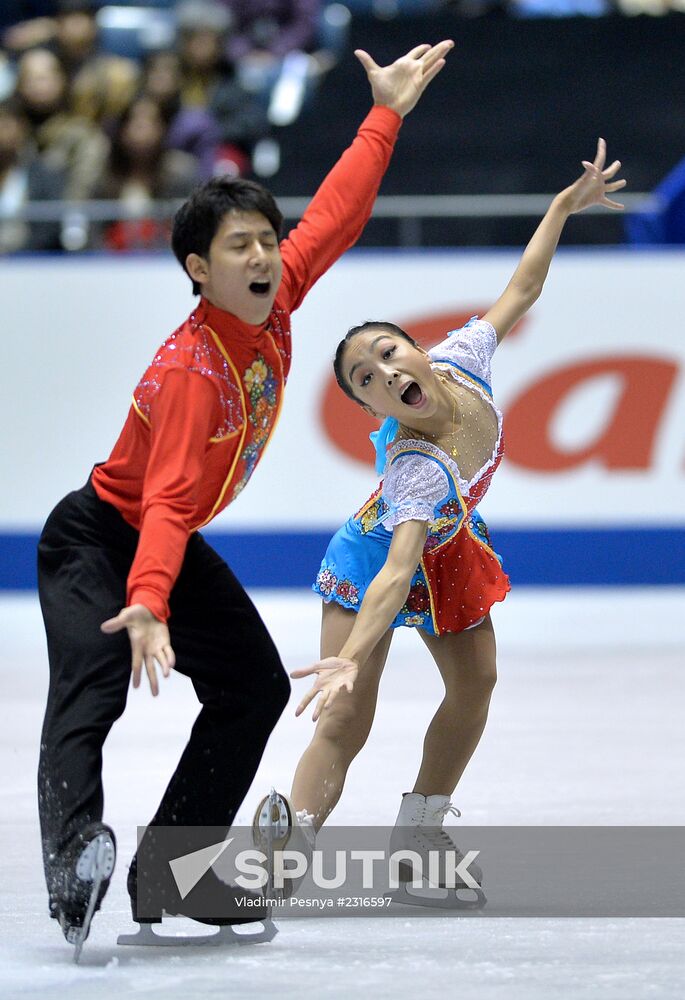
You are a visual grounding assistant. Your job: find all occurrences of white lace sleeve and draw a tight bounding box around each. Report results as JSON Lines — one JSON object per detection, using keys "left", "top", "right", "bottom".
{"left": 429, "top": 317, "right": 497, "bottom": 385}
{"left": 382, "top": 453, "right": 450, "bottom": 529}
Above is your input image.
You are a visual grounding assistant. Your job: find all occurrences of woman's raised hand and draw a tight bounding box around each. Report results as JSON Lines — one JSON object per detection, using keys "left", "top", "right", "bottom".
{"left": 563, "top": 138, "right": 626, "bottom": 214}
{"left": 290, "top": 657, "right": 359, "bottom": 721}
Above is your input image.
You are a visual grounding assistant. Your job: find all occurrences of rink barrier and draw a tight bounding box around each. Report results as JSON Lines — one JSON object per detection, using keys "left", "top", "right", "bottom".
{"left": 2, "top": 527, "right": 684, "bottom": 590}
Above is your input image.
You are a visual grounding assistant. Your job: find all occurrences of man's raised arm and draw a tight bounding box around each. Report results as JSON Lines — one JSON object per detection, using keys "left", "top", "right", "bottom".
{"left": 279, "top": 40, "right": 454, "bottom": 312}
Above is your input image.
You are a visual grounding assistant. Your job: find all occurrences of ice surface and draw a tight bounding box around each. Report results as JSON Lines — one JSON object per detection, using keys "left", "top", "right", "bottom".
{"left": 0, "top": 591, "right": 683, "bottom": 1000}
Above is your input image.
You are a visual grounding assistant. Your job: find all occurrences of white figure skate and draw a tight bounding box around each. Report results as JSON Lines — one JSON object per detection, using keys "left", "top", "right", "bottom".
{"left": 252, "top": 789, "right": 316, "bottom": 901}
{"left": 389, "top": 793, "right": 486, "bottom": 910}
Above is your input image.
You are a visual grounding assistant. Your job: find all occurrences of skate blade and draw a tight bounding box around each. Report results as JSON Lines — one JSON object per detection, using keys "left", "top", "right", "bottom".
{"left": 117, "top": 918, "right": 277, "bottom": 947}
{"left": 252, "top": 789, "right": 292, "bottom": 845}
{"left": 390, "top": 881, "right": 486, "bottom": 911}
{"left": 71, "top": 832, "right": 117, "bottom": 963}
{"left": 253, "top": 789, "right": 294, "bottom": 901}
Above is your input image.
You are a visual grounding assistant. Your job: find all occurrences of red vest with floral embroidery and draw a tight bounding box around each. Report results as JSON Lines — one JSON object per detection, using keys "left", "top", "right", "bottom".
{"left": 132, "top": 297, "right": 292, "bottom": 524}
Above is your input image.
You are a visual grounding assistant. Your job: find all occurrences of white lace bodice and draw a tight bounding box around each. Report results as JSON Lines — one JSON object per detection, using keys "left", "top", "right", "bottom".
{"left": 382, "top": 447, "right": 451, "bottom": 528}
{"left": 428, "top": 317, "right": 497, "bottom": 385}
{"left": 382, "top": 318, "right": 503, "bottom": 529}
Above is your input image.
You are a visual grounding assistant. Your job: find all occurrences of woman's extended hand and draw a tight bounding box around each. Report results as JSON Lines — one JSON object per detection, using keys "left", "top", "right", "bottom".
{"left": 562, "top": 138, "right": 626, "bottom": 214}
{"left": 290, "top": 657, "right": 359, "bottom": 721}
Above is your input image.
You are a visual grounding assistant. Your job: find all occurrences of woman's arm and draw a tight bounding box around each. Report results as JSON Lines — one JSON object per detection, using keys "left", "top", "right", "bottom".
{"left": 338, "top": 518, "right": 428, "bottom": 665}
{"left": 293, "top": 518, "right": 428, "bottom": 720}
{"left": 484, "top": 138, "right": 626, "bottom": 345}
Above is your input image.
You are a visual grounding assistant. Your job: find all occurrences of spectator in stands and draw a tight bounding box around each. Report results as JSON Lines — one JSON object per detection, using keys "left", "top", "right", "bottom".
{"left": 2, "top": 3, "right": 58, "bottom": 48}
{"left": 4, "top": 1, "right": 140, "bottom": 128}
{"left": 175, "top": 1, "right": 270, "bottom": 173}
{"left": 92, "top": 94, "right": 199, "bottom": 250}
{"left": 141, "top": 50, "right": 221, "bottom": 180}
{"left": 0, "top": 97, "right": 66, "bottom": 252}
{"left": 214, "top": 0, "right": 337, "bottom": 136}
{"left": 56, "top": 0, "right": 140, "bottom": 126}
{"left": 14, "top": 46, "right": 107, "bottom": 199}
{"left": 0, "top": 51, "right": 15, "bottom": 102}
{"left": 220, "top": 0, "right": 320, "bottom": 66}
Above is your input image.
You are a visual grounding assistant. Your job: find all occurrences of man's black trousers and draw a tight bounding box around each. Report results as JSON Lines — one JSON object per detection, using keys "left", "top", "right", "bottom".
{"left": 37, "top": 478, "right": 290, "bottom": 897}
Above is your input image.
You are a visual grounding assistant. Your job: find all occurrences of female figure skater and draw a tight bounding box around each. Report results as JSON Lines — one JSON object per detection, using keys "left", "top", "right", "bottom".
{"left": 256, "top": 140, "right": 625, "bottom": 896}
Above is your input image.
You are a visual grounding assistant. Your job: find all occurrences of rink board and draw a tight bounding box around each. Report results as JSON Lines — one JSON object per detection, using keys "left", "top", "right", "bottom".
{"left": 2, "top": 249, "right": 684, "bottom": 587}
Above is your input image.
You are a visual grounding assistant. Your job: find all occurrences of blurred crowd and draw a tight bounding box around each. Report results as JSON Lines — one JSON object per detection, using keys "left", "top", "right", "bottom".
{"left": 1, "top": 0, "right": 683, "bottom": 254}
{"left": 0, "top": 0, "right": 332, "bottom": 252}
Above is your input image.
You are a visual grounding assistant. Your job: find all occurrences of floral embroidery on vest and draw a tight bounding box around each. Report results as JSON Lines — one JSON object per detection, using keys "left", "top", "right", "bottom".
{"left": 231, "top": 355, "right": 279, "bottom": 499}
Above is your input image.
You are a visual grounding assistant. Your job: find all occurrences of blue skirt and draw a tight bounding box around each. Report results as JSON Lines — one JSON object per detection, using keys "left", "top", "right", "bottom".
{"left": 312, "top": 509, "right": 503, "bottom": 636}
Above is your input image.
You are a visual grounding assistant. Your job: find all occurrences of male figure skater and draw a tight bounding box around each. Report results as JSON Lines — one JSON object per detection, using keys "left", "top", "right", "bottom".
{"left": 36, "top": 40, "right": 454, "bottom": 954}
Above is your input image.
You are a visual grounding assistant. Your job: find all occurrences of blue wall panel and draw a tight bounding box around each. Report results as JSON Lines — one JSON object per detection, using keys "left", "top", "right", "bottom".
{"left": 4, "top": 528, "right": 683, "bottom": 591}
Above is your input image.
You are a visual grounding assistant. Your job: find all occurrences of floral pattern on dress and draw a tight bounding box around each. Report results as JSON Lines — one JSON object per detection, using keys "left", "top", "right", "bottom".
{"left": 432, "top": 516, "right": 455, "bottom": 537}
{"left": 402, "top": 580, "right": 430, "bottom": 615}
{"left": 316, "top": 568, "right": 338, "bottom": 596}
{"left": 472, "top": 515, "right": 490, "bottom": 544}
{"left": 469, "top": 512, "right": 504, "bottom": 566}
{"left": 355, "top": 486, "right": 389, "bottom": 534}
{"left": 335, "top": 579, "right": 360, "bottom": 605}
{"left": 423, "top": 513, "right": 460, "bottom": 552}
{"left": 423, "top": 533, "right": 444, "bottom": 552}
{"left": 439, "top": 498, "right": 462, "bottom": 520}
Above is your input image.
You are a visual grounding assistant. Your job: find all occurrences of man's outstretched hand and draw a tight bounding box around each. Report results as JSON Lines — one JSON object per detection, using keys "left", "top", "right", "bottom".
{"left": 101, "top": 604, "right": 175, "bottom": 697}
{"left": 356, "top": 40, "right": 454, "bottom": 119}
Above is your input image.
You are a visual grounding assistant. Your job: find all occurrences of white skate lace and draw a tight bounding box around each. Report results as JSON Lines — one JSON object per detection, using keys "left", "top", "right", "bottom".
{"left": 416, "top": 803, "right": 463, "bottom": 854}
{"left": 440, "top": 803, "right": 462, "bottom": 821}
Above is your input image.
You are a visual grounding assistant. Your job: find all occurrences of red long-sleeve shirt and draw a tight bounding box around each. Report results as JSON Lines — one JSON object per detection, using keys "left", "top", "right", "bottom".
{"left": 92, "top": 105, "right": 401, "bottom": 622}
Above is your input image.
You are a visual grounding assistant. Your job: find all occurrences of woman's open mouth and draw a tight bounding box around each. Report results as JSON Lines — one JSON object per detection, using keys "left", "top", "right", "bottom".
{"left": 249, "top": 280, "right": 271, "bottom": 297}
{"left": 400, "top": 381, "right": 425, "bottom": 407}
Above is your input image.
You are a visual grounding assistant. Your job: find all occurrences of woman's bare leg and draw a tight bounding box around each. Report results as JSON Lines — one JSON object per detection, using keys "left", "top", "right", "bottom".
{"left": 413, "top": 614, "right": 497, "bottom": 796}
{"left": 290, "top": 601, "right": 392, "bottom": 828}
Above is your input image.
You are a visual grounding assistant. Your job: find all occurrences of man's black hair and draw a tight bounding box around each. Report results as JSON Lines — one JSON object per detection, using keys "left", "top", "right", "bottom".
{"left": 333, "top": 321, "right": 418, "bottom": 404}
{"left": 172, "top": 176, "right": 284, "bottom": 295}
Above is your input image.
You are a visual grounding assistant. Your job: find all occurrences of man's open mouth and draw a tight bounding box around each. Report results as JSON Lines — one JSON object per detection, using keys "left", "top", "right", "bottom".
{"left": 400, "top": 381, "right": 424, "bottom": 407}
{"left": 249, "top": 280, "right": 271, "bottom": 296}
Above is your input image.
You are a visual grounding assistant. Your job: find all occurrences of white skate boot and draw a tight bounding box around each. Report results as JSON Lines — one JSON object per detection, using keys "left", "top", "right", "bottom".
{"left": 252, "top": 790, "right": 316, "bottom": 901}
{"left": 389, "top": 793, "right": 485, "bottom": 910}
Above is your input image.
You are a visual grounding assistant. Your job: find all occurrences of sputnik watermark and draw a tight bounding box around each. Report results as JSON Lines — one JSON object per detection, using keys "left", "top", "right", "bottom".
{"left": 135, "top": 826, "right": 685, "bottom": 918}
{"left": 169, "top": 838, "right": 235, "bottom": 899}
{"left": 238, "top": 847, "right": 481, "bottom": 890}
{"left": 235, "top": 895, "right": 394, "bottom": 909}
{"left": 168, "top": 842, "right": 481, "bottom": 892}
